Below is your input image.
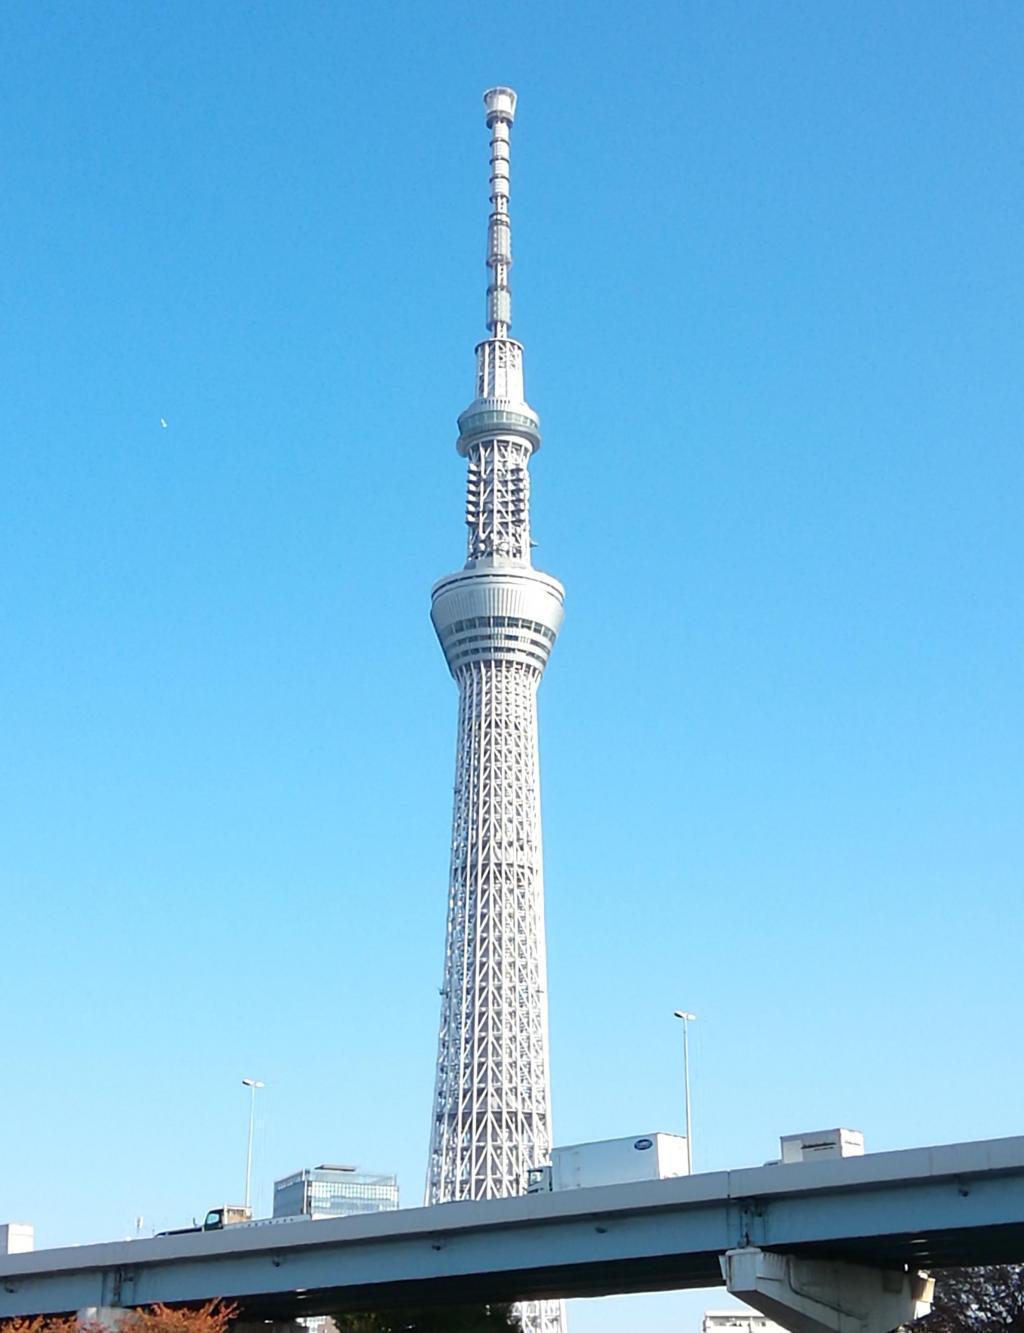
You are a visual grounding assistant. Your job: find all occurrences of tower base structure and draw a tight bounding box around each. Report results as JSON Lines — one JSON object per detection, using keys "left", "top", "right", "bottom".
{"left": 517, "top": 1299, "right": 568, "bottom": 1333}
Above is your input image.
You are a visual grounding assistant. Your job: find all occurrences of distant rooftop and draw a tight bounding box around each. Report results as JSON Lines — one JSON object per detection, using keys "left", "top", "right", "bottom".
{"left": 274, "top": 1165, "right": 397, "bottom": 1190}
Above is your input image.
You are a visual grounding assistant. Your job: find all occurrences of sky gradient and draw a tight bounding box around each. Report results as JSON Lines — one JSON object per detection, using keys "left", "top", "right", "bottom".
{"left": 1, "top": 4, "right": 1022, "bottom": 1331}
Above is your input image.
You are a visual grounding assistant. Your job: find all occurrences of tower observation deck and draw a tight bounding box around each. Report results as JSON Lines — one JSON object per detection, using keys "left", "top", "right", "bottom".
{"left": 426, "top": 88, "right": 565, "bottom": 1333}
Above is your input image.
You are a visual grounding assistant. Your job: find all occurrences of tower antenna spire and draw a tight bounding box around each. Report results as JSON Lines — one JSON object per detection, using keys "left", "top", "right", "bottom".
{"left": 483, "top": 86, "right": 517, "bottom": 339}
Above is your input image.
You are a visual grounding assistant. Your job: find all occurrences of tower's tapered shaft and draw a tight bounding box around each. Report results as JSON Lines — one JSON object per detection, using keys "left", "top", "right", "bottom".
{"left": 426, "top": 88, "right": 565, "bottom": 1333}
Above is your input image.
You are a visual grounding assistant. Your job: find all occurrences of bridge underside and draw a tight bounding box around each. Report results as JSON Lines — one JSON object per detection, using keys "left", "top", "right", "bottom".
{"left": 791, "top": 1222, "right": 1024, "bottom": 1273}
{"left": 227, "top": 1252, "right": 729, "bottom": 1321}
{"left": 237, "top": 1223, "right": 1024, "bottom": 1321}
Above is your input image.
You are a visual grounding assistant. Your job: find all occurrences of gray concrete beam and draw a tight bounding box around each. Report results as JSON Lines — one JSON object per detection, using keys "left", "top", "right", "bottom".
{"left": 1, "top": 1135, "right": 1023, "bottom": 1320}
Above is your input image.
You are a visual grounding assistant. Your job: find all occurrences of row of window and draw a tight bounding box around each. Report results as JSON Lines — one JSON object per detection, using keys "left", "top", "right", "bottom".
{"left": 310, "top": 1184, "right": 397, "bottom": 1201}
{"left": 448, "top": 615, "right": 555, "bottom": 641}
{"left": 458, "top": 637, "right": 549, "bottom": 653}
{"left": 452, "top": 645, "right": 548, "bottom": 670}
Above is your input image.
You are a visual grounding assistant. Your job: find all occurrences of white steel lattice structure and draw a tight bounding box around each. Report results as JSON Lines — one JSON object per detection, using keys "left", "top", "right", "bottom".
{"left": 427, "top": 88, "right": 566, "bottom": 1333}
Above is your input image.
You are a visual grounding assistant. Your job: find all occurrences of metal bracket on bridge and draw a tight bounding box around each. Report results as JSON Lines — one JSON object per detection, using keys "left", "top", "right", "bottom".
{"left": 720, "top": 1247, "right": 934, "bottom": 1333}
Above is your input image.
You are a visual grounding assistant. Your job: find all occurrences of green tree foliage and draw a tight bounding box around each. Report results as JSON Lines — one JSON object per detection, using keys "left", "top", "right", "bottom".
{"left": 914, "top": 1266, "right": 1024, "bottom": 1333}
{"left": 332, "top": 1304, "right": 520, "bottom": 1332}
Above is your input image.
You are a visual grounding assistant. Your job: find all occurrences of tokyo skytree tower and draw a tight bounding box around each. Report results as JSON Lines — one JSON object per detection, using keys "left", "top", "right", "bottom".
{"left": 426, "top": 88, "right": 565, "bottom": 1333}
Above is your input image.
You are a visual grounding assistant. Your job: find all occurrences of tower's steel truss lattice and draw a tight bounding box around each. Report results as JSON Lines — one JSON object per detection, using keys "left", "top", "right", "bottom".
{"left": 426, "top": 89, "right": 566, "bottom": 1333}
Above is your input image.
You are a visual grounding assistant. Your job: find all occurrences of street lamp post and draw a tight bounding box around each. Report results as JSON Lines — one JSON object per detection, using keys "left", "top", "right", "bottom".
{"left": 241, "top": 1078, "right": 264, "bottom": 1213}
{"left": 672, "top": 1011, "right": 696, "bottom": 1174}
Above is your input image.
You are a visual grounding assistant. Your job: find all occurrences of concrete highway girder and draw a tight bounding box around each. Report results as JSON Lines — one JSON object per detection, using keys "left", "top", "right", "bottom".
{"left": 2, "top": 1136, "right": 1023, "bottom": 1321}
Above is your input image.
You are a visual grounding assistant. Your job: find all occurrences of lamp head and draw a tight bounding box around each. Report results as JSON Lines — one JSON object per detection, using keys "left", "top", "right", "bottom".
{"left": 483, "top": 86, "right": 517, "bottom": 126}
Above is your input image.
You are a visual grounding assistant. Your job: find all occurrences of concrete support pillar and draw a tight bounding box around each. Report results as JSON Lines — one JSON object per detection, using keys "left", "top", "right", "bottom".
{"left": 720, "top": 1247, "right": 934, "bottom": 1333}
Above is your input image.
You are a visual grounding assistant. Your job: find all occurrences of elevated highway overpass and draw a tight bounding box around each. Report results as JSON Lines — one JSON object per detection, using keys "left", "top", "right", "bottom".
{"left": 2, "top": 1135, "right": 1023, "bottom": 1328}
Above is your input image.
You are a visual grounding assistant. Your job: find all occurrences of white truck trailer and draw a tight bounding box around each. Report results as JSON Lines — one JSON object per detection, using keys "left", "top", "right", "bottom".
{"left": 526, "top": 1133, "right": 689, "bottom": 1193}
{"left": 779, "top": 1128, "right": 864, "bottom": 1164}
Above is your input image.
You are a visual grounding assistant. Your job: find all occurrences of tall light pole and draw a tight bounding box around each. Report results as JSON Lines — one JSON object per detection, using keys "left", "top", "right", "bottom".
{"left": 241, "top": 1078, "right": 264, "bottom": 1212}
{"left": 673, "top": 1011, "right": 696, "bottom": 1174}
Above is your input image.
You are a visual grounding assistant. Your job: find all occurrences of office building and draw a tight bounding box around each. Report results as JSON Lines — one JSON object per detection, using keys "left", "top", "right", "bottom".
{"left": 273, "top": 1164, "right": 398, "bottom": 1221}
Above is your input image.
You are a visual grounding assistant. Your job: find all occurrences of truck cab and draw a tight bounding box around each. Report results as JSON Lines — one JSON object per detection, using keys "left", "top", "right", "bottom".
{"left": 202, "top": 1205, "right": 252, "bottom": 1230}
{"left": 526, "top": 1166, "right": 552, "bottom": 1193}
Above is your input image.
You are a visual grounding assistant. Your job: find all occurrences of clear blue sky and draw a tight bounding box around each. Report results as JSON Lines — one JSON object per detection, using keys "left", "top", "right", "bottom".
{"left": 1, "top": 2, "right": 1022, "bottom": 1330}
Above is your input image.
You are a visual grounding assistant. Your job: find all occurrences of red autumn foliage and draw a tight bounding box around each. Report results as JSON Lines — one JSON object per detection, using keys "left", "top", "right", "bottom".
{"left": 0, "top": 1302, "right": 236, "bottom": 1333}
